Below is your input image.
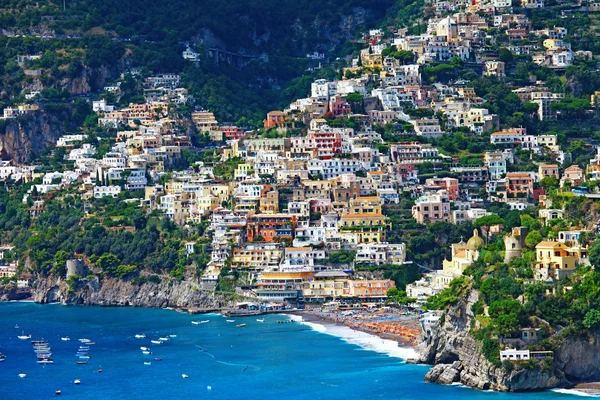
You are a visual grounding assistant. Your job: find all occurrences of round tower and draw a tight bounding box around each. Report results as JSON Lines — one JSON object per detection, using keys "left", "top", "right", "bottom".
{"left": 504, "top": 235, "right": 522, "bottom": 264}
{"left": 66, "top": 259, "right": 87, "bottom": 278}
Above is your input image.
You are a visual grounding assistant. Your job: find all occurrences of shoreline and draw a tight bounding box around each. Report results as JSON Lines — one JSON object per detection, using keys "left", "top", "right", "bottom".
{"left": 289, "top": 312, "right": 419, "bottom": 361}
{"left": 297, "top": 309, "right": 421, "bottom": 347}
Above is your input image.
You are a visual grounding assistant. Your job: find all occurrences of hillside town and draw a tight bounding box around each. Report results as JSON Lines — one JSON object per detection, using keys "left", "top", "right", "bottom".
{"left": 1, "top": 0, "right": 600, "bottom": 320}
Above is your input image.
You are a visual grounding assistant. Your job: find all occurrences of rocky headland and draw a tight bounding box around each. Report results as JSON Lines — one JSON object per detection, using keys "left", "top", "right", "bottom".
{"left": 29, "top": 276, "right": 231, "bottom": 311}
{"left": 415, "top": 289, "right": 600, "bottom": 392}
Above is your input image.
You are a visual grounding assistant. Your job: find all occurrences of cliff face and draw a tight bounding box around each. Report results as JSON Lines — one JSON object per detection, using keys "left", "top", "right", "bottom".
{"left": 416, "top": 290, "right": 570, "bottom": 392}
{"left": 0, "top": 108, "right": 70, "bottom": 163}
{"left": 60, "top": 64, "right": 117, "bottom": 95}
{"left": 33, "top": 277, "right": 231, "bottom": 310}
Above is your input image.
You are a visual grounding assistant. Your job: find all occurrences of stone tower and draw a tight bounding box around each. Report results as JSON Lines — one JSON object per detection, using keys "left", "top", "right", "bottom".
{"left": 66, "top": 259, "right": 87, "bottom": 278}
{"left": 504, "top": 226, "right": 528, "bottom": 264}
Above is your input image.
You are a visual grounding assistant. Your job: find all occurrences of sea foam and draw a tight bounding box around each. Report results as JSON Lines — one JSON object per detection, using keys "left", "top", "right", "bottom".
{"left": 552, "top": 389, "right": 600, "bottom": 397}
{"left": 289, "top": 314, "right": 418, "bottom": 361}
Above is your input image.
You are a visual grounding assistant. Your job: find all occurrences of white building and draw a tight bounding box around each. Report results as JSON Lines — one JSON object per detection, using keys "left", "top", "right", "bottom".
{"left": 94, "top": 185, "right": 121, "bottom": 199}
{"left": 355, "top": 243, "right": 406, "bottom": 265}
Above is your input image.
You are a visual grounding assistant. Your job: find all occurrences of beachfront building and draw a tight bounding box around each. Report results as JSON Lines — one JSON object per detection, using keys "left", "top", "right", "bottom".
{"left": 255, "top": 271, "right": 315, "bottom": 300}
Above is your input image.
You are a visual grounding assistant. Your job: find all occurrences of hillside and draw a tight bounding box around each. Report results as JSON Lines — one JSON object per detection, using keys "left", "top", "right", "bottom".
{"left": 0, "top": 0, "right": 396, "bottom": 125}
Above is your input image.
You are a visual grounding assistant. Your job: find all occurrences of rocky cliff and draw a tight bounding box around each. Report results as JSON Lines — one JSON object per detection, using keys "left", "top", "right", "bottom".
{"left": 416, "top": 289, "right": 600, "bottom": 392}
{"left": 0, "top": 108, "right": 70, "bottom": 163}
{"left": 32, "top": 276, "right": 231, "bottom": 310}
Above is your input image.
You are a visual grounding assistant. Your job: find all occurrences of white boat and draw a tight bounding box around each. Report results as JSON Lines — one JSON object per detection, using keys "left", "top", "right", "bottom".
{"left": 159, "top": 337, "right": 169, "bottom": 341}
{"left": 191, "top": 321, "right": 200, "bottom": 325}
{"left": 169, "top": 335, "right": 177, "bottom": 338}
{"left": 19, "top": 373, "right": 26, "bottom": 378}
{"left": 61, "top": 337, "right": 70, "bottom": 341}
{"left": 182, "top": 374, "right": 188, "bottom": 379}
{"left": 236, "top": 324, "right": 246, "bottom": 328}
{"left": 200, "top": 320, "right": 210, "bottom": 324}
{"left": 140, "top": 347, "right": 149, "bottom": 351}
{"left": 0, "top": 354, "right": 6, "bottom": 362}
{"left": 207, "top": 386, "right": 212, "bottom": 391}
{"left": 78, "top": 339, "right": 91, "bottom": 343}
{"left": 256, "top": 319, "right": 265, "bottom": 323}
{"left": 77, "top": 355, "right": 90, "bottom": 359}
{"left": 74, "top": 379, "right": 81, "bottom": 385}
{"left": 144, "top": 362, "right": 151, "bottom": 365}
{"left": 18, "top": 334, "right": 31, "bottom": 340}
{"left": 151, "top": 340, "right": 162, "bottom": 345}
{"left": 226, "top": 320, "right": 235, "bottom": 323}
{"left": 37, "top": 359, "right": 54, "bottom": 364}
{"left": 143, "top": 351, "right": 152, "bottom": 355}
{"left": 135, "top": 334, "right": 146, "bottom": 339}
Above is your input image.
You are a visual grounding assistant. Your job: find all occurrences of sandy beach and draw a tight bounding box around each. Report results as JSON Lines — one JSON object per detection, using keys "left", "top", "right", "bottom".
{"left": 298, "top": 307, "right": 422, "bottom": 347}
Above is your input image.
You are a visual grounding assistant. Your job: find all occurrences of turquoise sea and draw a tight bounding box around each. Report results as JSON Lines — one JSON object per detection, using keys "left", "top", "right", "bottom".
{"left": 0, "top": 302, "right": 587, "bottom": 399}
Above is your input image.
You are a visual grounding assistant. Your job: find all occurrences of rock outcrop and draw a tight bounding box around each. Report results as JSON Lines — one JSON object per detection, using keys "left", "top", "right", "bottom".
{"left": 417, "top": 290, "right": 571, "bottom": 392}
{"left": 0, "top": 109, "right": 71, "bottom": 163}
{"left": 33, "top": 276, "right": 231, "bottom": 310}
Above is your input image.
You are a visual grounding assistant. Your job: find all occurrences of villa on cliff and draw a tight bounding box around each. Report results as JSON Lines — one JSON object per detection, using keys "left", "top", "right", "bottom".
{"left": 406, "top": 229, "right": 483, "bottom": 301}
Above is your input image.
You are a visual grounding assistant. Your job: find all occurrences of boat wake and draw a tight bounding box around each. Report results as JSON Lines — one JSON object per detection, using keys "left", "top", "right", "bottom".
{"left": 288, "top": 315, "right": 417, "bottom": 361}
{"left": 195, "top": 345, "right": 255, "bottom": 369}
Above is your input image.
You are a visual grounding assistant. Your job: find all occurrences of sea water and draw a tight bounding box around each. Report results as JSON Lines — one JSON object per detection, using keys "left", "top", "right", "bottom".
{"left": 0, "top": 302, "right": 588, "bottom": 399}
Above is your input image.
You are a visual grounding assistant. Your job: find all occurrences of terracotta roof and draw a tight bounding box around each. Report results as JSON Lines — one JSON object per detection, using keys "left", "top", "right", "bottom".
{"left": 536, "top": 241, "right": 564, "bottom": 248}
{"left": 341, "top": 213, "right": 385, "bottom": 218}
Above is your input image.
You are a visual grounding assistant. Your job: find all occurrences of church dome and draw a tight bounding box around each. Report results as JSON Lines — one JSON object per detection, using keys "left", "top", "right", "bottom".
{"left": 466, "top": 229, "right": 484, "bottom": 250}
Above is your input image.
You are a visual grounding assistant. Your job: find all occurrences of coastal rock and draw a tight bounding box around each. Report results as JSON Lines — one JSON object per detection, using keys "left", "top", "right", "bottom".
{"left": 33, "top": 276, "right": 231, "bottom": 310}
{"left": 426, "top": 363, "right": 461, "bottom": 385}
{"left": 417, "top": 289, "right": 570, "bottom": 392}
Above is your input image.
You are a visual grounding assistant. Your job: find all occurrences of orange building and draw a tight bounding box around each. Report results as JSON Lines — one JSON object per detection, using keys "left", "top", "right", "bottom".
{"left": 506, "top": 173, "right": 534, "bottom": 198}
{"left": 247, "top": 213, "right": 298, "bottom": 242}
{"left": 264, "top": 111, "right": 288, "bottom": 129}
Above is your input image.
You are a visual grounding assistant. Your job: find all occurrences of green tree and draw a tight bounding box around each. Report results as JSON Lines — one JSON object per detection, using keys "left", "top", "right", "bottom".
{"left": 584, "top": 309, "right": 600, "bottom": 329}
{"left": 96, "top": 253, "right": 121, "bottom": 277}
{"left": 525, "top": 230, "right": 543, "bottom": 249}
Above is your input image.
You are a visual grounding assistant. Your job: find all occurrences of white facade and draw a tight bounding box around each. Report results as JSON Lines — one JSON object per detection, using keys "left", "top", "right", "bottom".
{"left": 94, "top": 185, "right": 121, "bottom": 198}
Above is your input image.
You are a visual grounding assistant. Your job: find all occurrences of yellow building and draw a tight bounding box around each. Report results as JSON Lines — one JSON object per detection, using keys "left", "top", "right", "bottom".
{"left": 192, "top": 111, "right": 218, "bottom": 134}
{"left": 534, "top": 241, "right": 583, "bottom": 281}
{"left": 196, "top": 195, "right": 219, "bottom": 215}
{"left": 435, "top": 230, "right": 483, "bottom": 288}
{"left": 234, "top": 163, "right": 254, "bottom": 180}
{"left": 259, "top": 190, "right": 279, "bottom": 214}
{"left": 457, "top": 87, "right": 476, "bottom": 100}
{"left": 348, "top": 196, "right": 382, "bottom": 215}
{"left": 230, "top": 245, "right": 283, "bottom": 271}
{"left": 339, "top": 213, "right": 391, "bottom": 243}
{"left": 207, "top": 184, "right": 231, "bottom": 202}
{"left": 361, "top": 53, "right": 383, "bottom": 70}
{"left": 543, "top": 39, "right": 567, "bottom": 50}
{"left": 591, "top": 91, "right": 600, "bottom": 106}
{"left": 303, "top": 278, "right": 348, "bottom": 300}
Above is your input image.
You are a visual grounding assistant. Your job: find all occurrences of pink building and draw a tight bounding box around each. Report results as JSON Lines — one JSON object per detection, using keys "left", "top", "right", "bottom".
{"left": 425, "top": 177, "right": 460, "bottom": 200}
